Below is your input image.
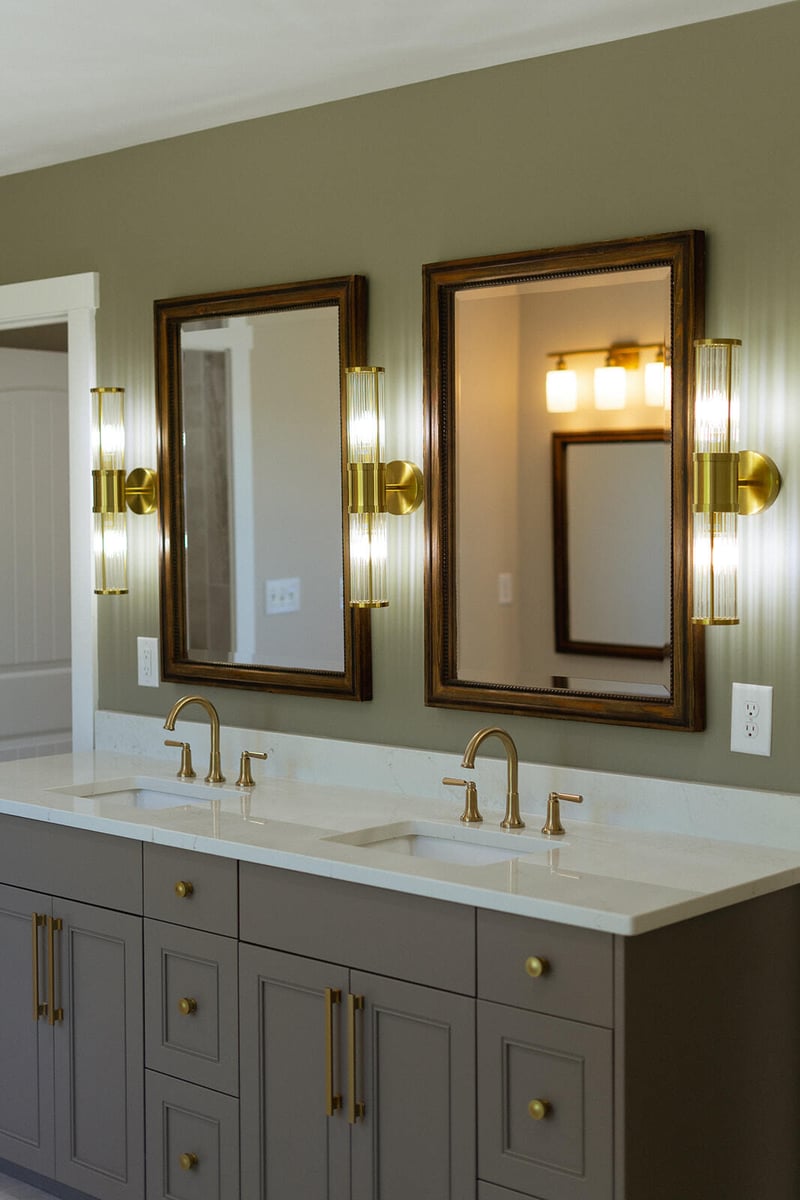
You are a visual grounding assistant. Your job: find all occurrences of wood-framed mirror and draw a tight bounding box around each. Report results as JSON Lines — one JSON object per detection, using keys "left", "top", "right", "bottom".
{"left": 423, "top": 231, "right": 705, "bottom": 728}
{"left": 155, "top": 274, "right": 372, "bottom": 698}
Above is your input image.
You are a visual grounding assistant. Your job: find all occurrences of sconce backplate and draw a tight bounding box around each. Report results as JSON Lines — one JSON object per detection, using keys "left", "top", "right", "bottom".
{"left": 738, "top": 450, "right": 781, "bottom": 516}
{"left": 126, "top": 467, "right": 159, "bottom": 516}
{"left": 385, "top": 460, "right": 424, "bottom": 516}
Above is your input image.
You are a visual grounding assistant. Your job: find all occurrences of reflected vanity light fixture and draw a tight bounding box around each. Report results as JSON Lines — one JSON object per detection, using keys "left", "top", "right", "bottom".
{"left": 91, "top": 386, "right": 158, "bottom": 595}
{"left": 692, "top": 339, "right": 781, "bottom": 625}
{"left": 546, "top": 343, "right": 665, "bottom": 412}
{"left": 345, "top": 367, "right": 423, "bottom": 607}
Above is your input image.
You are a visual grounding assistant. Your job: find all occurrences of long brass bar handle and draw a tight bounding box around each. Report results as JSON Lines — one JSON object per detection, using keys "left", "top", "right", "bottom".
{"left": 347, "top": 993, "right": 366, "bottom": 1125}
{"left": 31, "top": 913, "right": 47, "bottom": 1021}
{"left": 325, "top": 987, "right": 342, "bottom": 1117}
{"left": 47, "top": 916, "right": 64, "bottom": 1026}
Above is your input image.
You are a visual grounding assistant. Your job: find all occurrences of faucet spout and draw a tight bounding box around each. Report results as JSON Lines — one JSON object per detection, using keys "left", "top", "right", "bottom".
{"left": 163, "top": 695, "right": 224, "bottom": 784}
{"left": 461, "top": 725, "right": 523, "bottom": 830}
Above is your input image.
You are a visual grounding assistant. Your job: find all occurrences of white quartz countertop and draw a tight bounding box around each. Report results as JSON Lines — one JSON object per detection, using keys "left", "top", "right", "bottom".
{"left": 1, "top": 750, "right": 799, "bottom": 936}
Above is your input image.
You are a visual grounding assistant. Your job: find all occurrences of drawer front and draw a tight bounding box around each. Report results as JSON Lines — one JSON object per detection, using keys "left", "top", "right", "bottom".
{"left": 145, "top": 921, "right": 238, "bottom": 1095}
{"left": 0, "top": 813, "right": 142, "bottom": 912}
{"left": 479, "top": 1184, "right": 547, "bottom": 1200}
{"left": 477, "top": 909, "right": 613, "bottom": 1026}
{"left": 240, "top": 863, "right": 475, "bottom": 994}
{"left": 144, "top": 843, "right": 237, "bottom": 936}
{"left": 146, "top": 1071, "right": 239, "bottom": 1200}
{"left": 478, "top": 1000, "right": 613, "bottom": 1200}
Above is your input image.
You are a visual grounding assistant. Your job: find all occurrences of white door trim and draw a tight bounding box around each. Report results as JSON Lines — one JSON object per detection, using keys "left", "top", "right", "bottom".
{"left": 0, "top": 272, "right": 99, "bottom": 752}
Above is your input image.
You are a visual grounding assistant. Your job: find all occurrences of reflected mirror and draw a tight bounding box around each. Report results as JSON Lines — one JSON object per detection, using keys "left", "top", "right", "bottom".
{"left": 423, "top": 232, "right": 705, "bottom": 728}
{"left": 155, "top": 275, "right": 372, "bottom": 698}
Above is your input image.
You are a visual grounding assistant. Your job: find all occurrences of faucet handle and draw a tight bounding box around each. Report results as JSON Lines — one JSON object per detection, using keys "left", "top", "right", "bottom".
{"left": 541, "top": 791, "right": 583, "bottom": 836}
{"left": 164, "top": 739, "right": 196, "bottom": 780}
{"left": 236, "top": 750, "right": 268, "bottom": 789}
{"left": 442, "top": 777, "right": 483, "bottom": 825}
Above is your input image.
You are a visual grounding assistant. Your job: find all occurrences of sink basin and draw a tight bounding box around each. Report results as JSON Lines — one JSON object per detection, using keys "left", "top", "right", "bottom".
{"left": 326, "top": 820, "right": 557, "bottom": 867}
{"left": 49, "top": 776, "right": 240, "bottom": 811}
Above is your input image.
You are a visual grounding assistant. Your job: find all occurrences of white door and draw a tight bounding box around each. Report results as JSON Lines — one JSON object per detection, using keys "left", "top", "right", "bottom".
{"left": 0, "top": 347, "right": 71, "bottom": 758}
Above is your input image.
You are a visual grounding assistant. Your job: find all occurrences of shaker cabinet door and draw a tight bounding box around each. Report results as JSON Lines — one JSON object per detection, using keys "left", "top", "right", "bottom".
{"left": 350, "top": 970, "right": 476, "bottom": 1200}
{"left": 0, "top": 884, "right": 54, "bottom": 1177}
{"left": 52, "top": 899, "right": 144, "bottom": 1200}
{"left": 239, "top": 943, "right": 350, "bottom": 1200}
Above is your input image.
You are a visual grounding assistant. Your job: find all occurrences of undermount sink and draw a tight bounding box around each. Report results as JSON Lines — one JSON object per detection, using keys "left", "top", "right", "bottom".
{"left": 326, "top": 820, "right": 558, "bottom": 867}
{"left": 49, "top": 776, "right": 240, "bottom": 811}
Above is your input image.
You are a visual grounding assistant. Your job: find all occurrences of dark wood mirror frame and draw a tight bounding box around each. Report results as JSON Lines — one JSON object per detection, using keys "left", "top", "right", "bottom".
{"left": 423, "top": 231, "right": 706, "bottom": 729}
{"left": 155, "top": 274, "right": 372, "bottom": 699}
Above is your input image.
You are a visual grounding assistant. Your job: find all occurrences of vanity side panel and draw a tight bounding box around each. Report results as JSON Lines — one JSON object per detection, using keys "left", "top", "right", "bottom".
{"left": 240, "top": 864, "right": 476, "bottom": 994}
{"left": 0, "top": 814, "right": 142, "bottom": 913}
{"left": 615, "top": 886, "right": 800, "bottom": 1200}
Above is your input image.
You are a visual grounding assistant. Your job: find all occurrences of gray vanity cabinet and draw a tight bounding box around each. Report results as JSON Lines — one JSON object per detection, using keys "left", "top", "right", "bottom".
{"left": 238, "top": 864, "right": 476, "bottom": 1200}
{"left": 0, "top": 814, "right": 145, "bottom": 1200}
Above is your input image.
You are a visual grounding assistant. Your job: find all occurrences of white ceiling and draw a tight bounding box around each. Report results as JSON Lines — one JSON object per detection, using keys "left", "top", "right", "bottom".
{"left": 0, "top": 0, "right": 786, "bottom": 178}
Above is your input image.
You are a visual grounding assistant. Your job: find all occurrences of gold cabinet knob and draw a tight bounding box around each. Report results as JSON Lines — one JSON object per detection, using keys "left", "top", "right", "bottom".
{"left": 178, "top": 996, "right": 198, "bottom": 1016}
{"left": 528, "top": 1099, "right": 552, "bottom": 1121}
{"left": 174, "top": 880, "right": 194, "bottom": 898}
{"left": 179, "top": 1152, "right": 199, "bottom": 1170}
{"left": 524, "top": 955, "right": 549, "bottom": 978}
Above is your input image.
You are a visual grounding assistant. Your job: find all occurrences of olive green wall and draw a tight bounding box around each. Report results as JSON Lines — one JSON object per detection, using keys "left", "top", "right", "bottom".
{"left": 1, "top": 4, "right": 799, "bottom": 791}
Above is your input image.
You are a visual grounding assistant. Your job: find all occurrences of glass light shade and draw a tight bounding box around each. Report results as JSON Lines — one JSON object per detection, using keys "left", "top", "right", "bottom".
{"left": 692, "top": 511, "right": 738, "bottom": 624}
{"left": 91, "top": 387, "right": 128, "bottom": 595}
{"left": 645, "top": 359, "right": 672, "bottom": 408}
{"left": 694, "top": 339, "right": 740, "bottom": 453}
{"left": 594, "top": 365, "right": 626, "bottom": 409}
{"left": 346, "top": 366, "right": 385, "bottom": 468}
{"left": 348, "top": 511, "right": 388, "bottom": 607}
{"left": 546, "top": 365, "right": 577, "bottom": 412}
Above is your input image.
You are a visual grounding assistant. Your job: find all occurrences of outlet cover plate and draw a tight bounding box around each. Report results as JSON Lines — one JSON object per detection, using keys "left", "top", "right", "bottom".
{"left": 731, "top": 682, "right": 772, "bottom": 756}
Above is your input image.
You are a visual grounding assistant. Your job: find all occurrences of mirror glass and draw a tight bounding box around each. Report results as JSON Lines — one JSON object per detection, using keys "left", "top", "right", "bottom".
{"left": 424, "top": 232, "right": 705, "bottom": 728}
{"left": 155, "top": 275, "right": 372, "bottom": 698}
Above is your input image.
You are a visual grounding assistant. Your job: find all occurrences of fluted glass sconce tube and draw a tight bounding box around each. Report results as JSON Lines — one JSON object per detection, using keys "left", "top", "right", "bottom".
{"left": 91, "top": 386, "right": 158, "bottom": 596}
{"left": 692, "top": 339, "right": 781, "bottom": 625}
{"left": 345, "top": 367, "right": 423, "bottom": 608}
{"left": 545, "top": 358, "right": 577, "bottom": 412}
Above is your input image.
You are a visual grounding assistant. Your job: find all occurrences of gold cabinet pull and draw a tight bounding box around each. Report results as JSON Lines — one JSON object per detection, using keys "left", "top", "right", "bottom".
{"left": 347, "top": 993, "right": 366, "bottom": 1124}
{"left": 31, "top": 913, "right": 47, "bottom": 1021}
{"left": 178, "top": 997, "right": 198, "bottom": 1016}
{"left": 174, "top": 880, "right": 194, "bottom": 899}
{"left": 524, "top": 956, "right": 549, "bottom": 978}
{"left": 325, "top": 987, "right": 342, "bottom": 1116}
{"left": 179, "top": 1152, "right": 198, "bottom": 1170}
{"left": 528, "top": 1098, "right": 552, "bottom": 1121}
{"left": 47, "top": 915, "right": 64, "bottom": 1026}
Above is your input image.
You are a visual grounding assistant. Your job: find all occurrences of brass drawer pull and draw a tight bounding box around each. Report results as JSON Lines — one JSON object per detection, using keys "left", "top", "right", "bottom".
{"left": 528, "top": 1098, "right": 552, "bottom": 1121}
{"left": 179, "top": 1152, "right": 199, "bottom": 1170}
{"left": 174, "top": 880, "right": 194, "bottom": 898}
{"left": 347, "top": 993, "right": 366, "bottom": 1124}
{"left": 31, "top": 913, "right": 47, "bottom": 1021}
{"left": 178, "top": 997, "right": 198, "bottom": 1015}
{"left": 524, "top": 956, "right": 549, "bottom": 978}
{"left": 47, "top": 915, "right": 64, "bottom": 1026}
{"left": 324, "top": 987, "right": 342, "bottom": 1116}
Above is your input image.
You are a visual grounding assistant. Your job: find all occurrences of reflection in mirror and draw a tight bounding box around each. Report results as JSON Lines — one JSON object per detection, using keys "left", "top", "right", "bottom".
{"left": 424, "top": 232, "right": 705, "bottom": 729}
{"left": 155, "top": 276, "right": 372, "bottom": 698}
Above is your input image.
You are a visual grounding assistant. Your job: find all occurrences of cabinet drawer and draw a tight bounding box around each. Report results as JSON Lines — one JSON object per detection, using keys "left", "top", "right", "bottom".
{"left": 0, "top": 813, "right": 142, "bottom": 913}
{"left": 477, "top": 909, "right": 613, "bottom": 1026}
{"left": 146, "top": 1071, "right": 239, "bottom": 1200}
{"left": 240, "top": 862, "right": 475, "bottom": 994}
{"left": 144, "top": 921, "right": 238, "bottom": 1095}
{"left": 479, "top": 1184, "right": 547, "bottom": 1200}
{"left": 144, "top": 844, "right": 237, "bottom": 936}
{"left": 478, "top": 1000, "right": 613, "bottom": 1200}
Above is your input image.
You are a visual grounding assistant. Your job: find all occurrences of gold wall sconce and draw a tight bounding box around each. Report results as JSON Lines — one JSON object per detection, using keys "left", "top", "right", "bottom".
{"left": 692, "top": 339, "right": 781, "bottom": 625}
{"left": 345, "top": 367, "right": 423, "bottom": 607}
{"left": 92, "top": 386, "right": 158, "bottom": 595}
{"left": 545, "top": 342, "right": 668, "bottom": 412}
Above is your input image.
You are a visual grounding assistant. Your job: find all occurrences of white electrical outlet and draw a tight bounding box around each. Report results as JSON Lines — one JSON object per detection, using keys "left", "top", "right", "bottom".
{"left": 137, "top": 636, "right": 160, "bottom": 688}
{"left": 265, "top": 577, "right": 301, "bottom": 615}
{"left": 731, "top": 682, "right": 773, "bottom": 756}
{"left": 498, "top": 572, "right": 513, "bottom": 605}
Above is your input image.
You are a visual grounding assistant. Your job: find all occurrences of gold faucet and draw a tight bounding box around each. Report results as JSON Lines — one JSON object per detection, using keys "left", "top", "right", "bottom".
{"left": 460, "top": 726, "right": 524, "bottom": 830}
{"left": 163, "top": 695, "right": 225, "bottom": 783}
